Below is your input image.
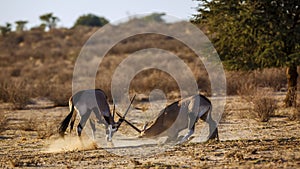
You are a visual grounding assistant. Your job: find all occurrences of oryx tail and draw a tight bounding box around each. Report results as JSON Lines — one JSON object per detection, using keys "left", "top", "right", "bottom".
{"left": 58, "top": 98, "right": 76, "bottom": 137}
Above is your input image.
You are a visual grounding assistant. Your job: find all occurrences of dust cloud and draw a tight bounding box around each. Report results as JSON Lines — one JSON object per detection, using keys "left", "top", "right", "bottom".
{"left": 43, "top": 135, "right": 98, "bottom": 153}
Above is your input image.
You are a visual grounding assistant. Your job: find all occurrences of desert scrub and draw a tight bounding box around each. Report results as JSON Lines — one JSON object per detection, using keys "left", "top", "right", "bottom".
{"left": 47, "top": 83, "right": 71, "bottom": 106}
{"left": 226, "top": 68, "right": 287, "bottom": 96}
{"left": 0, "top": 79, "right": 32, "bottom": 109}
{"left": 20, "top": 115, "right": 61, "bottom": 139}
{"left": 252, "top": 94, "right": 277, "bottom": 122}
{"left": 0, "top": 112, "right": 8, "bottom": 133}
{"left": 239, "top": 87, "right": 277, "bottom": 122}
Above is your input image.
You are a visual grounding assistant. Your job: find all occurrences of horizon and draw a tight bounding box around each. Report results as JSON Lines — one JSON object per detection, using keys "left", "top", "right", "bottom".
{"left": 0, "top": 0, "right": 199, "bottom": 29}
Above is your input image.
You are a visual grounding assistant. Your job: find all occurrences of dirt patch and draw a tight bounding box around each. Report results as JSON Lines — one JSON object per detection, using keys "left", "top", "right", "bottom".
{"left": 43, "top": 135, "right": 98, "bottom": 153}
{"left": 0, "top": 96, "right": 300, "bottom": 168}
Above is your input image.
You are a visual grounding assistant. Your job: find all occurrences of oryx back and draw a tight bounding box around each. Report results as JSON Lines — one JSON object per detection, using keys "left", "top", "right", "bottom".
{"left": 142, "top": 101, "right": 181, "bottom": 137}
{"left": 72, "top": 89, "right": 112, "bottom": 125}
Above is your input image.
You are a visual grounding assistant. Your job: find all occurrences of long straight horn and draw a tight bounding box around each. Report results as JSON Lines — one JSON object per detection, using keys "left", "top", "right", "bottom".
{"left": 116, "top": 111, "right": 141, "bottom": 133}
{"left": 122, "top": 94, "right": 136, "bottom": 119}
{"left": 117, "top": 94, "right": 136, "bottom": 129}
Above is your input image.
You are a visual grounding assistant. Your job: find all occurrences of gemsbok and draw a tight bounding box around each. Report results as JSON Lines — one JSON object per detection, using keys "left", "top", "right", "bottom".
{"left": 58, "top": 89, "right": 134, "bottom": 142}
{"left": 117, "top": 94, "right": 219, "bottom": 144}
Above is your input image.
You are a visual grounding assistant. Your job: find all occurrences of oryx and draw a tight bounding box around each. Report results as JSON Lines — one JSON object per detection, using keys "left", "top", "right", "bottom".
{"left": 58, "top": 89, "right": 134, "bottom": 142}
{"left": 117, "top": 94, "right": 219, "bottom": 144}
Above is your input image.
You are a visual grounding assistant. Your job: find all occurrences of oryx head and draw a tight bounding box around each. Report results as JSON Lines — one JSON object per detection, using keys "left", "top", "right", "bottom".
{"left": 106, "top": 124, "right": 117, "bottom": 142}
{"left": 105, "top": 104, "right": 119, "bottom": 142}
{"left": 105, "top": 118, "right": 123, "bottom": 142}
{"left": 106, "top": 95, "right": 136, "bottom": 142}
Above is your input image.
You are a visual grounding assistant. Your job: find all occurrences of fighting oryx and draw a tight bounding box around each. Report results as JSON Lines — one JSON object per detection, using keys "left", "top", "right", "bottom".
{"left": 117, "top": 94, "right": 219, "bottom": 144}
{"left": 58, "top": 89, "right": 134, "bottom": 142}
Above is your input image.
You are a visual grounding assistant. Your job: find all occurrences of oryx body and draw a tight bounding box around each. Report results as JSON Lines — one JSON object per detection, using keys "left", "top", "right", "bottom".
{"left": 58, "top": 89, "right": 120, "bottom": 141}
{"left": 120, "top": 94, "right": 219, "bottom": 144}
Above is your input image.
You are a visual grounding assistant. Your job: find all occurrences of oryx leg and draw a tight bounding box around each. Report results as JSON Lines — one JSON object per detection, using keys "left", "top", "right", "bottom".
{"left": 92, "top": 107, "right": 114, "bottom": 142}
{"left": 207, "top": 113, "right": 219, "bottom": 140}
{"left": 164, "top": 129, "right": 179, "bottom": 143}
{"left": 77, "top": 109, "right": 92, "bottom": 137}
{"left": 200, "top": 109, "right": 219, "bottom": 141}
{"left": 178, "top": 112, "right": 197, "bottom": 144}
{"left": 105, "top": 124, "right": 115, "bottom": 142}
{"left": 103, "top": 115, "right": 118, "bottom": 142}
{"left": 89, "top": 119, "right": 96, "bottom": 140}
{"left": 92, "top": 107, "right": 105, "bottom": 124}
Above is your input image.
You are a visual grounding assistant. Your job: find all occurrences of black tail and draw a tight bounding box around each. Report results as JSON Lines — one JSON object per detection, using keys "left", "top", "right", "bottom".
{"left": 58, "top": 100, "right": 75, "bottom": 137}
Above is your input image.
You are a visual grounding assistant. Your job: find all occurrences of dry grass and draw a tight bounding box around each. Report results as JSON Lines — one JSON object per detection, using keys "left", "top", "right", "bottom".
{"left": 239, "top": 87, "right": 277, "bottom": 122}
{"left": 0, "top": 26, "right": 298, "bottom": 109}
{"left": 47, "top": 83, "right": 71, "bottom": 106}
{"left": 19, "top": 115, "right": 62, "bottom": 139}
{"left": 0, "top": 79, "right": 33, "bottom": 109}
{"left": 226, "top": 68, "right": 287, "bottom": 96}
{"left": 0, "top": 112, "right": 8, "bottom": 133}
{"left": 252, "top": 94, "right": 277, "bottom": 122}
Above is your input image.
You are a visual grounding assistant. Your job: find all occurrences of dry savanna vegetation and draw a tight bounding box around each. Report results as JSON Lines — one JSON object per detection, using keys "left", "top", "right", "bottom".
{"left": 0, "top": 21, "right": 300, "bottom": 168}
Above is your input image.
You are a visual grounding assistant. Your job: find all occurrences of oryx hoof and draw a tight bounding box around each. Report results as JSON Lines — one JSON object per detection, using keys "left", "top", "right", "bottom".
{"left": 177, "top": 139, "right": 187, "bottom": 145}
{"left": 106, "top": 135, "right": 112, "bottom": 142}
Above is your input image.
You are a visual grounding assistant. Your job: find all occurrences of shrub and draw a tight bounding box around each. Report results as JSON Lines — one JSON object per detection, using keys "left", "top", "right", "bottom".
{"left": 252, "top": 95, "right": 277, "bottom": 122}
{"left": 226, "top": 71, "right": 254, "bottom": 96}
{"left": 47, "top": 84, "right": 71, "bottom": 106}
{"left": 19, "top": 115, "right": 62, "bottom": 139}
{"left": 0, "top": 112, "right": 8, "bottom": 133}
{"left": 226, "top": 68, "right": 287, "bottom": 96}
{"left": 34, "top": 81, "right": 71, "bottom": 107}
{"left": 0, "top": 79, "right": 32, "bottom": 109}
{"left": 241, "top": 89, "right": 277, "bottom": 122}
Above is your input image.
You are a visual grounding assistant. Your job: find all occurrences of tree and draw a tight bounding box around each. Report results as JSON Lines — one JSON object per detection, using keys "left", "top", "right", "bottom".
{"left": 142, "top": 12, "right": 166, "bottom": 23}
{"left": 39, "top": 13, "right": 60, "bottom": 30}
{"left": 193, "top": 0, "right": 300, "bottom": 107}
{"left": 73, "top": 14, "right": 109, "bottom": 27}
{"left": 0, "top": 23, "right": 12, "bottom": 36}
{"left": 15, "top": 20, "right": 28, "bottom": 32}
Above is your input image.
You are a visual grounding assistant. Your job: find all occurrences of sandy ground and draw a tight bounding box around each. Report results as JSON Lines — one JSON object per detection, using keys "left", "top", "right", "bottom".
{"left": 0, "top": 95, "right": 300, "bottom": 168}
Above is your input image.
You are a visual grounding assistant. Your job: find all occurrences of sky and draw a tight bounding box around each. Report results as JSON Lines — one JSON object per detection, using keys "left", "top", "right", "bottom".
{"left": 0, "top": 0, "right": 199, "bottom": 29}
